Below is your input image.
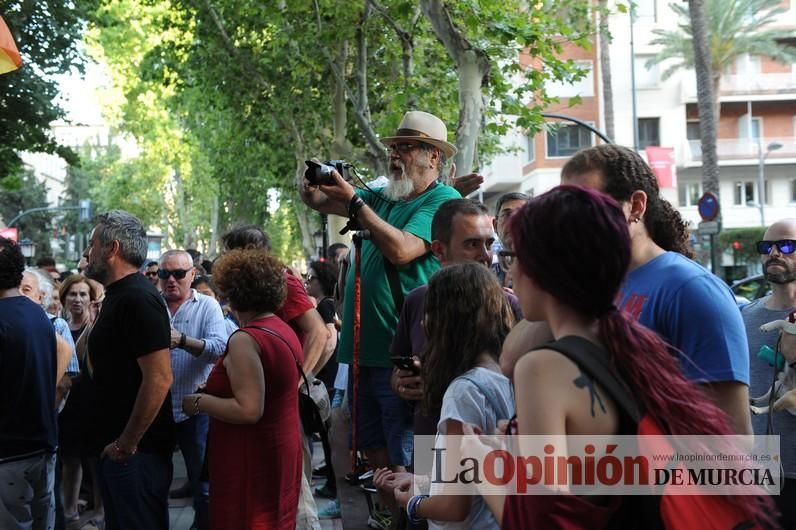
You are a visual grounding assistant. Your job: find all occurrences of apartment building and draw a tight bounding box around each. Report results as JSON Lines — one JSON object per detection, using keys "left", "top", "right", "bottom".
{"left": 481, "top": 0, "right": 796, "bottom": 240}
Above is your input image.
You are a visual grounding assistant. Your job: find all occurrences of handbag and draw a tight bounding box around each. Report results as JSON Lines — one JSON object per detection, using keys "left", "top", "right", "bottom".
{"left": 249, "top": 326, "right": 331, "bottom": 434}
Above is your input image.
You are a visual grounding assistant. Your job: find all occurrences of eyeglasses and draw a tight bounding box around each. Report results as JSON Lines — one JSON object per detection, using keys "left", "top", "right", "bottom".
{"left": 756, "top": 240, "right": 796, "bottom": 255}
{"left": 157, "top": 269, "right": 190, "bottom": 280}
{"left": 145, "top": 271, "right": 158, "bottom": 278}
{"left": 387, "top": 143, "right": 419, "bottom": 154}
{"left": 498, "top": 250, "right": 516, "bottom": 273}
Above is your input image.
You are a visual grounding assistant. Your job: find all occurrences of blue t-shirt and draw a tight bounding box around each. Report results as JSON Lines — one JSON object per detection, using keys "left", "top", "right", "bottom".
{"left": 0, "top": 296, "right": 58, "bottom": 457}
{"left": 617, "top": 252, "right": 749, "bottom": 384}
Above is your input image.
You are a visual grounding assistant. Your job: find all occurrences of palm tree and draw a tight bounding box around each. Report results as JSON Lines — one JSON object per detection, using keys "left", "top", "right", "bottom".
{"left": 647, "top": 0, "right": 796, "bottom": 123}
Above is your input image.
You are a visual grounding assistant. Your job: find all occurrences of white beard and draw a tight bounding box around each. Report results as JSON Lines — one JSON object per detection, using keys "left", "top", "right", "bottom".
{"left": 384, "top": 177, "right": 415, "bottom": 201}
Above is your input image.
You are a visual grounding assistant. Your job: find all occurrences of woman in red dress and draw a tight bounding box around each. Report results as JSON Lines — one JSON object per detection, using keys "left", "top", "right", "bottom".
{"left": 182, "top": 248, "right": 302, "bottom": 530}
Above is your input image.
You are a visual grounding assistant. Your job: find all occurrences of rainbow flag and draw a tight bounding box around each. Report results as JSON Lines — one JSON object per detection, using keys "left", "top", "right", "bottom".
{"left": 0, "top": 15, "right": 21, "bottom": 74}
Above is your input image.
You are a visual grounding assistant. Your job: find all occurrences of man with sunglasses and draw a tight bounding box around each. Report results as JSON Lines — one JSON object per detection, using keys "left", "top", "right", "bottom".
{"left": 82, "top": 210, "right": 175, "bottom": 530}
{"left": 741, "top": 219, "right": 796, "bottom": 526}
{"left": 143, "top": 261, "right": 160, "bottom": 289}
{"left": 158, "top": 249, "right": 228, "bottom": 530}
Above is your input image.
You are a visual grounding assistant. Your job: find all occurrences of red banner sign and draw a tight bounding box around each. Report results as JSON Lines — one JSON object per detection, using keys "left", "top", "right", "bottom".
{"left": 645, "top": 146, "right": 676, "bottom": 189}
{"left": 0, "top": 227, "right": 18, "bottom": 242}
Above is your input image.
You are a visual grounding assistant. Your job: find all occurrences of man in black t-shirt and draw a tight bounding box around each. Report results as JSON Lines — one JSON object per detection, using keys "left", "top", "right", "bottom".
{"left": 83, "top": 211, "right": 175, "bottom": 530}
{"left": 0, "top": 236, "right": 59, "bottom": 530}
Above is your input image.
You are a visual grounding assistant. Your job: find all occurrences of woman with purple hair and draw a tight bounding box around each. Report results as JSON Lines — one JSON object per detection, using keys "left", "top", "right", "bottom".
{"left": 474, "top": 185, "right": 773, "bottom": 528}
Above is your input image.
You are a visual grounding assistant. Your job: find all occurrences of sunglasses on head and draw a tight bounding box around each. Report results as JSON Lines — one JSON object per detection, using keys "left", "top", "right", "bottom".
{"left": 756, "top": 240, "right": 796, "bottom": 255}
{"left": 157, "top": 268, "right": 190, "bottom": 280}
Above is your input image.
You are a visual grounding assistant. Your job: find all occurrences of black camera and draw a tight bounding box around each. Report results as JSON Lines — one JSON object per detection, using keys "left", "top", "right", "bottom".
{"left": 304, "top": 159, "right": 351, "bottom": 186}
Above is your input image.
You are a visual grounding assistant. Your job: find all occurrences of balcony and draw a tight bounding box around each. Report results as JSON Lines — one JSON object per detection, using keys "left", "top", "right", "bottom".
{"left": 683, "top": 137, "right": 796, "bottom": 164}
{"left": 683, "top": 73, "right": 796, "bottom": 101}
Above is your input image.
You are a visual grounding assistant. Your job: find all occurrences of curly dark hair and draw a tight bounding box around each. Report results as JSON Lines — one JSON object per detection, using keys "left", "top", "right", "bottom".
{"left": 308, "top": 260, "right": 338, "bottom": 297}
{"left": 212, "top": 249, "right": 286, "bottom": 314}
{"left": 422, "top": 263, "right": 514, "bottom": 417}
{"left": 0, "top": 237, "right": 24, "bottom": 290}
{"left": 561, "top": 144, "right": 693, "bottom": 258}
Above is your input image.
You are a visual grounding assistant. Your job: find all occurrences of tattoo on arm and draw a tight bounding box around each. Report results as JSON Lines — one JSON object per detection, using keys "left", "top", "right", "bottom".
{"left": 573, "top": 372, "right": 607, "bottom": 417}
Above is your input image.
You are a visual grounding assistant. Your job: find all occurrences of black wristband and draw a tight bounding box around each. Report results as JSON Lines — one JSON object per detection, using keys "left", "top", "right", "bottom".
{"left": 179, "top": 333, "right": 187, "bottom": 349}
{"left": 349, "top": 195, "right": 366, "bottom": 219}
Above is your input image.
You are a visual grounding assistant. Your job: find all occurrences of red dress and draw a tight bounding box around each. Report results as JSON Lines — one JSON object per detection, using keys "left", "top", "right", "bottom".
{"left": 205, "top": 315, "right": 303, "bottom": 530}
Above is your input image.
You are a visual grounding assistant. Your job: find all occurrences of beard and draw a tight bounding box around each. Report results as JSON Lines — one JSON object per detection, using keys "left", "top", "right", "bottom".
{"left": 763, "top": 259, "right": 796, "bottom": 285}
{"left": 385, "top": 160, "right": 416, "bottom": 201}
{"left": 84, "top": 256, "right": 110, "bottom": 285}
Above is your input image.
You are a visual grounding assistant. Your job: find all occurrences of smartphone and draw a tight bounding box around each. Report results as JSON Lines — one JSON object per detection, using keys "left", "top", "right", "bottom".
{"left": 390, "top": 356, "right": 419, "bottom": 374}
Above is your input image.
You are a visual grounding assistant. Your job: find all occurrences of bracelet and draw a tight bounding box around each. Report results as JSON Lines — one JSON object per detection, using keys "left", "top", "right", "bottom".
{"left": 113, "top": 439, "right": 137, "bottom": 456}
{"left": 192, "top": 394, "right": 202, "bottom": 417}
{"left": 349, "top": 195, "right": 366, "bottom": 219}
{"left": 407, "top": 494, "right": 429, "bottom": 524}
{"left": 179, "top": 333, "right": 187, "bottom": 349}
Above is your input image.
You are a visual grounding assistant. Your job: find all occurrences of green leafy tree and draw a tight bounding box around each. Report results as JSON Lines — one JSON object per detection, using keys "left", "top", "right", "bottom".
{"left": 0, "top": 1, "right": 97, "bottom": 180}
{"left": 0, "top": 169, "right": 53, "bottom": 255}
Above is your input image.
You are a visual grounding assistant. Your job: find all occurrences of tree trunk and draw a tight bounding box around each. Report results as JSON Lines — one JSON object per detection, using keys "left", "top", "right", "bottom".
{"left": 208, "top": 189, "right": 219, "bottom": 258}
{"left": 689, "top": 0, "right": 722, "bottom": 276}
{"left": 331, "top": 41, "right": 352, "bottom": 159}
{"left": 598, "top": 0, "right": 615, "bottom": 141}
{"left": 688, "top": 0, "right": 719, "bottom": 196}
{"left": 290, "top": 118, "right": 320, "bottom": 257}
{"left": 421, "top": 0, "right": 490, "bottom": 176}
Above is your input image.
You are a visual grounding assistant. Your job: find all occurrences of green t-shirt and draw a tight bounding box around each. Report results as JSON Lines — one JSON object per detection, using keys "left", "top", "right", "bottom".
{"left": 338, "top": 183, "right": 461, "bottom": 368}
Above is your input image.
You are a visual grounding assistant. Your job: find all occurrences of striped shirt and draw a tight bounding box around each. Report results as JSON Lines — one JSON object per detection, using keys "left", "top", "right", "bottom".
{"left": 166, "top": 290, "right": 230, "bottom": 422}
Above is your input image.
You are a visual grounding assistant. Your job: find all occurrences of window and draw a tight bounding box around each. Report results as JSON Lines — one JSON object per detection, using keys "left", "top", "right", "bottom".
{"left": 634, "top": 56, "right": 660, "bottom": 89}
{"left": 735, "top": 180, "right": 770, "bottom": 205}
{"left": 634, "top": 0, "right": 657, "bottom": 20}
{"left": 738, "top": 115, "right": 762, "bottom": 139}
{"left": 545, "top": 61, "right": 594, "bottom": 98}
{"left": 678, "top": 182, "right": 702, "bottom": 207}
{"left": 524, "top": 134, "right": 535, "bottom": 163}
{"left": 686, "top": 121, "right": 701, "bottom": 140}
{"left": 638, "top": 118, "right": 660, "bottom": 149}
{"left": 546, "top": 123, "right": 594, "bottom": 158}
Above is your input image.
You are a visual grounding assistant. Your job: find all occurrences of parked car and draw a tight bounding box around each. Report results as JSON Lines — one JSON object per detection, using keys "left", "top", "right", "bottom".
{"left": 730, "top": 274, "right": 770, "bottom": 304}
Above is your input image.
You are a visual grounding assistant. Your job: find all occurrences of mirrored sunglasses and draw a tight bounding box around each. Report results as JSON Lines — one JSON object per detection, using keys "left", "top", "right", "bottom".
{"left": 756, "top": 240, "right": 796, "bottom": 255}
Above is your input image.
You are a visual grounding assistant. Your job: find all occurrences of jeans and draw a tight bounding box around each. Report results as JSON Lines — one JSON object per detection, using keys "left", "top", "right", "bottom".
{"left": 176, "top": 414, "right": 209, "bottom": 530}
{"left": 99, "top": 452, "right": 172, "bottom": 530}
{"left": 0, "top": 452, "right": 55, "bottom": 530}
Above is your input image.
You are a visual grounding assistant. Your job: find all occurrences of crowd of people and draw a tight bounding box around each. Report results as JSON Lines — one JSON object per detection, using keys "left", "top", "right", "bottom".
{"left": 1, "top": 108, "right": 794, "bottom": 530}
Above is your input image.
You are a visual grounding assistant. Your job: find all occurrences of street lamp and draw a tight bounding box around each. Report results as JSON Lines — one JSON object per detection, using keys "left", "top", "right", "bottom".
{"left": 757, "top": 140, "right": 783, "bottom": 226}
{"left": 18, "top": 238, "right": 36, "bottom": 265}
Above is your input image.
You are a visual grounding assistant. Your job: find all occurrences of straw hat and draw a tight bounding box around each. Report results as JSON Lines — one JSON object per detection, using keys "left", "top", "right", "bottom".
{"left": 380, "top": 111, "right": 458, "bottom": 158}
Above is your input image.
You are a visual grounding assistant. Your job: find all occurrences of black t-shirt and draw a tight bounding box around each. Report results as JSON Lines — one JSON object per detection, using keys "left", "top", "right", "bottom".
{"left": 87, "top": 272, "right": 174, "bottom": 454}
{"left": 0, "top": 296, "right": 57, "bottom": 457}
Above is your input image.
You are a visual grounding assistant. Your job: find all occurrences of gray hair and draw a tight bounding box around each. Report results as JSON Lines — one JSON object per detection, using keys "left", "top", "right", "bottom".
{"left": 418, "top": 142, "right": 448, "bottom": 179}
{"left": 25, "top": 267, "right": 53, "bottom": 310}
{"left": 159, "top": 249, "right": 193, "bottom": 266}
{"left": 95, "top": 210, "right": 148, "bottom": 268}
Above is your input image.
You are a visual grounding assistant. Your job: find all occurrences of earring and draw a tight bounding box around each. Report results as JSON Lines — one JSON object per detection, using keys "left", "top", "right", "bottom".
{"left": 633, "top": 217, "right": 642, "bottom": 224}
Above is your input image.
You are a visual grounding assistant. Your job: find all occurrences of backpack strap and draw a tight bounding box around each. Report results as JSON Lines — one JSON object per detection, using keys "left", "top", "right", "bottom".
{"left": 537, "top": 336, "right": 642, "bottom": 424}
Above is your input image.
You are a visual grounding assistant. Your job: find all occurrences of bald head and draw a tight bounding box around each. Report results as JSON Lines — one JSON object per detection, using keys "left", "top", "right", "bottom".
{"left": 761, "top": 219, "right": 796, "bottom": 285}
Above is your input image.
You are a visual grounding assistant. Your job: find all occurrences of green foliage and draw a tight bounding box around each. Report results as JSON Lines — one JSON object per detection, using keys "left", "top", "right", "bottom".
{"left": 0, "top": 169, "right": 53, "bottom": 255}
{"left": 0, "top": 1, "right": 96, "bottom": 179}
{"left": 719, "top": 226, "right": 766, "bottom": 264}
{"left": 647, "top": 0, "right": 796, "bottom": 81}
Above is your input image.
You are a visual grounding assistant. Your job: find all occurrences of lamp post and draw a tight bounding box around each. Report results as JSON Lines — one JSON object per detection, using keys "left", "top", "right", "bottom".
{"left": 18, "top": 238, "right": 36, "bottom": 266}
{"left": 757, "top": 140, "right": 783, "bottom": 226}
